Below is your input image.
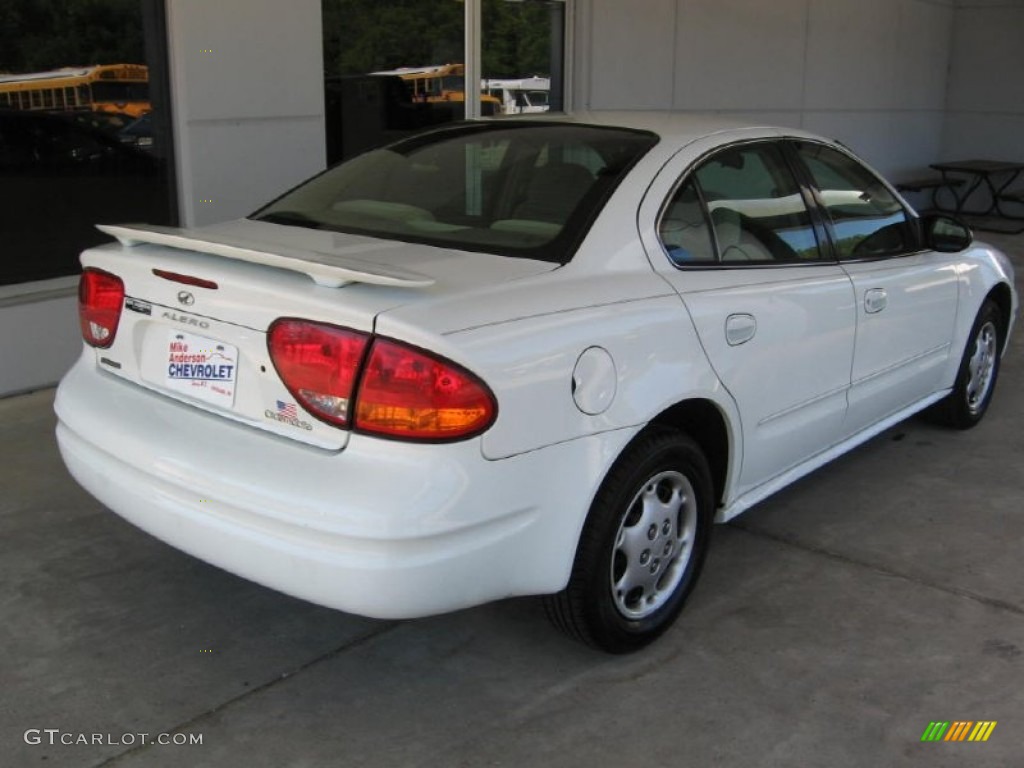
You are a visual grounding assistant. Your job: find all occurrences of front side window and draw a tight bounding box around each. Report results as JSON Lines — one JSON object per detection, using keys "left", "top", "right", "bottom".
{"left": 682, "top": 142, "right": 823, "bottom": 263}
{"left": 795, "top": 142, "right": 915, "bottom": 259}
{"left": 253, "top": 122, "right": 657, "bottom": 264}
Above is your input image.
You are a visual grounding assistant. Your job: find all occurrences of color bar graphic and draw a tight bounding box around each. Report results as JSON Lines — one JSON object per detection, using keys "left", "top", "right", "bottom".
{"left": 921, "top": 720, "right": 996, "bottom": 742}
{"left": 968, "top": 722, "right": 998, "bottom": 742}
{"left": 944, "top": 721, "right": 973, "bottom": 741}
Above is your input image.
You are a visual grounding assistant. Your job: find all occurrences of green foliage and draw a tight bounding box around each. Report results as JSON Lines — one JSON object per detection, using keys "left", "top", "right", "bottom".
{"left": 0, "top": 0, "right": 143, "bottom": 74}
{"left": 0, "top": 0, "right": 556, "bottom": 80}
{"left": 481, "top": 0, "right": 554, "bottom": 78}
{"left": 323, "top": 0, "right": 461, "bottom": 75}
{"left": 322, "top": 0, "right": 555, "bottom": 78}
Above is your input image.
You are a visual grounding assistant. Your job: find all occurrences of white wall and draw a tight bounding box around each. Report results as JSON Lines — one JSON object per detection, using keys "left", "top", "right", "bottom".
{"left": 942, "top": 0, "right": 1024, "bottom": 163}
{"left": 574, "top": 0, "right": 956, "bottom": 178}
{"left": 166, "top": 0, "right": 326, "bottom": 227}
{"left": 0, "top": 280, "right": 80, "bottom": 397}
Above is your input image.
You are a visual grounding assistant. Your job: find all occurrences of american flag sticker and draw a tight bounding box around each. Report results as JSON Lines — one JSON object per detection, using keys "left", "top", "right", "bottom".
{"left": 276, "top": 400, "right": 298, "bottom": 420}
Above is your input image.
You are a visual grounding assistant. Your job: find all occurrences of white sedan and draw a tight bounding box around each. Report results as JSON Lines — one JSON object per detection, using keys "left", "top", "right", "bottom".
{"left": 56, "top": 112, "right": 1017, "bottom": 653}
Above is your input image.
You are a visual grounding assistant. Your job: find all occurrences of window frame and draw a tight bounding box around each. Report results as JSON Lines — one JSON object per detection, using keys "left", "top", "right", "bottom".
{"left": 655, "top": 138, "right": 835, "bottom": 270}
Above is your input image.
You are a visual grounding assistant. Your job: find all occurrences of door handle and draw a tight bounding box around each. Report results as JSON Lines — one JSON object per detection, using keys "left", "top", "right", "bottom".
{"left": 864, "top": 288, "right": 887, "bottom": 314}
{"left": 725, "top": 313, "right": 757, "bottom": 346}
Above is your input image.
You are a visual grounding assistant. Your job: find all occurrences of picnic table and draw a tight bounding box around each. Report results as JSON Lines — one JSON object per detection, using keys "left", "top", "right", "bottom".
{"left": 894, "top": 175, "right": 963, "bottom": 210}
{"left": 929, "top": 159, "right": 1024, "bottom": 218}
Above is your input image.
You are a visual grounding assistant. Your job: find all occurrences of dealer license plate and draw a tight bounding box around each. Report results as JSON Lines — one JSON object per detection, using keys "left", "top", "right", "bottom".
{"left": 164, "top": 329, "right": 238, "bottom": 408}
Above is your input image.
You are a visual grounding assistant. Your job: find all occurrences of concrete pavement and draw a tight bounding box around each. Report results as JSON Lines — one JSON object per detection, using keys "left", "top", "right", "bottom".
{"left": 2, "top": 232, "right": 1022, "bottom": 768}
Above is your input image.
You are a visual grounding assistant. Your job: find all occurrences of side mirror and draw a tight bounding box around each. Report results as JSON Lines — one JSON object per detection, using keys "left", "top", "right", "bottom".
{"left": 922, "top": 213, "right": 973, "bottom": 253}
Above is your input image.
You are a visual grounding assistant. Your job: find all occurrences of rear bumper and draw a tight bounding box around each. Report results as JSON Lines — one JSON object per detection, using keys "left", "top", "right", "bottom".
{"left": 55, "top": 353, "right": 634, "bottom": 618}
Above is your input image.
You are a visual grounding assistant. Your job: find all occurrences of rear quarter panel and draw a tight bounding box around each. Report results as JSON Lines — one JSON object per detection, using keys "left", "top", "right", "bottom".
{"left": 372, "top": 143, "right": 741, "bottom": 464}
{"left": 377, "top": 261, "right": 731, "bottom": 461}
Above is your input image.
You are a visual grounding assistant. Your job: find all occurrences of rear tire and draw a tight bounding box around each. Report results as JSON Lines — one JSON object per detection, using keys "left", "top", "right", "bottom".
{"left": 545, "top": 428, "right": 713, "bottom": 653}
{"left": 931, "top": 299, "right": 1002, "bottom": 429}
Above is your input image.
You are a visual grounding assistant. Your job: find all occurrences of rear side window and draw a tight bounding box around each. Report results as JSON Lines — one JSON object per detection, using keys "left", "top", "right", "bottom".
{"left": 660, "top": 142, "right": 823, "bottom": 265}
{"left": 794, "top": 142, "right": 915, "bottom": 259}
{"left": 658, "top": 178, "right": 717, "bottom": 264}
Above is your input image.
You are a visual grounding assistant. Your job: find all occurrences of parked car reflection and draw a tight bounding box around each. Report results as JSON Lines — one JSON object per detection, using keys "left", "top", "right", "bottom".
{"left": 0, "top": 109, "right": 168, "bottom": 284}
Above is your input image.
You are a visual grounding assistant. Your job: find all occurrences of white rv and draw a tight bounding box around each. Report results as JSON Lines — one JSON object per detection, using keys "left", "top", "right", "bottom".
{"left": 482, "top": 77, "right": 550, "bottom": 114}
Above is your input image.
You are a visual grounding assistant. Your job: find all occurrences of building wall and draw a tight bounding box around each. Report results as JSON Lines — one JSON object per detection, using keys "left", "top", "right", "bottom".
{"left": 942, "top": 0, "right": 1024, "bottom": 163}
{"left": 0, "top": 282, "right": 81, "bottom": 397}
{"left": 166, "top": 0, "right": 326, "bottom": 227}
{"left": 573, "top": 0, "right": 956, "bottom": 178}
{"left": 6, "top": 0, "right": 1023, "bottom": 398}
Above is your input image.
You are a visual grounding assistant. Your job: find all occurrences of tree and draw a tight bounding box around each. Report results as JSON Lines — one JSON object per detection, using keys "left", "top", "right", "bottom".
{"left": 322, "top": 0, "right": 554, "bottom": 78}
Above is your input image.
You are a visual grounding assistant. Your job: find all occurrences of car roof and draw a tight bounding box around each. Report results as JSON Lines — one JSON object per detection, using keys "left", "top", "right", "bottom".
{"left": 501, "top": 110, "right": 824, "bottom": 147}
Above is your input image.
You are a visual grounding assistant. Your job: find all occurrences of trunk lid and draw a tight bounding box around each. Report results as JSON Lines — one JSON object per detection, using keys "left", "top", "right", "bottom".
{"left": 83, "top": 218, "right": 556, "bottom": 450}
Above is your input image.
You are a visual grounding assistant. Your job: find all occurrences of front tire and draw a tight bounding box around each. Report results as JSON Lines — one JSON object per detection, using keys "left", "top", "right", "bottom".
{"left": 932, "top": 299, "right": 1003, "bottom": 429}
{"left": 545, "top": 428, "right": 713, "bottom": 653}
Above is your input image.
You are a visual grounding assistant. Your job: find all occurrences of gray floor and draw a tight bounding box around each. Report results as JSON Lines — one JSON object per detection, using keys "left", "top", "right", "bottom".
{"left": 3, "top": 231, "right": 1023, "bottom": 768}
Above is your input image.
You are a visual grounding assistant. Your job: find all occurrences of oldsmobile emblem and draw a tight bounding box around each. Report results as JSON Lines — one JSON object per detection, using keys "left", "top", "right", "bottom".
{"left": 177, "top": 291, "right": 195, "bottom": 307}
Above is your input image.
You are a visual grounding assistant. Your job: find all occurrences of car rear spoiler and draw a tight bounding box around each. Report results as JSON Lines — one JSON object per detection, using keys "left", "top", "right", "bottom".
{"left": 96, "top": 223, "right": 435, "bottom": 289}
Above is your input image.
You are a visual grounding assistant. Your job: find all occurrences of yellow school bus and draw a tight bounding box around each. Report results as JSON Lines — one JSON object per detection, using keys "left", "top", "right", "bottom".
{"left": 0, "top": 64, "right": 150, "bottom": 118}
{"left": 372, "top": 63, "right": 501, "bottom": 116}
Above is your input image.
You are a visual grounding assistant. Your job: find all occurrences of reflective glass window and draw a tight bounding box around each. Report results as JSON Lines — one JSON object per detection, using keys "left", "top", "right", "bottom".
{"left": 658, "top": 178, "right": 717, "bottom": 265}
{"left": 694, "top": 143, "right": 823, "bottom": 263}
{"left": 254, "top": 123, "right": 656, "bottom": 264}
{"left": 795, "top": 141, "right": 914, "bottom": 259}
{"left": 0, "top": 2, "right": 176, "bottom": 285}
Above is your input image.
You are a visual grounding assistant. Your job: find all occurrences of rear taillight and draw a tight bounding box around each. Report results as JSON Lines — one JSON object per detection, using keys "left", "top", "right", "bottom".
{"left": 267, "top": 319, "right": 370, "bottom": 428}
{"left": 355, "top": 339, "right": 497, "bottom": 441}
{"left": 78, "top": 268, "right": 125, "bottom": 348}
{"left": 267, "top": 319, "right": 497, "bottom": 441}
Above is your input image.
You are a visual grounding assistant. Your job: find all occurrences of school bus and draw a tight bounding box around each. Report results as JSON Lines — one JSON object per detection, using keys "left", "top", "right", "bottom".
{"left": 371, "top": 64, "right": 501, "bottom": 116}
{"left": 0, "top": 64, "right": 150, "bottom": 118}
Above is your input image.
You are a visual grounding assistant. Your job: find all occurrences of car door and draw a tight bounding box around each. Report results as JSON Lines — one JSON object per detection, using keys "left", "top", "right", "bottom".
{"left": 641, "top": 137, "right": 857, "bottom": 497}
{"left": 790, "top": 141, "right": 960, "bottom": 436}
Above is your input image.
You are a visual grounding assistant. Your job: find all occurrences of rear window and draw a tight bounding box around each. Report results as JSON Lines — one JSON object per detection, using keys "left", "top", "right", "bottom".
{"left": 251, "top": 122, "right": 658, "bottom": 264}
